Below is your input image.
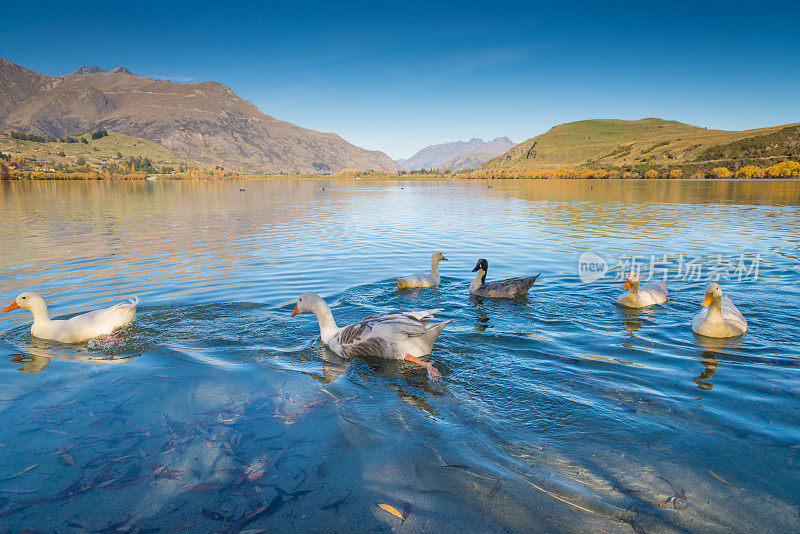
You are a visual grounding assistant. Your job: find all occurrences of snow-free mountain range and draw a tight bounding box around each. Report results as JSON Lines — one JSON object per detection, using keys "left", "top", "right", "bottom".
{"left": 396, "top": 137, "right": 515, "bottom": 171}
{"left": 0, "top": 58, "right": 399, "bottom": 173}
{"left": 4, "top": 58, "right": 797, "bottom": 175}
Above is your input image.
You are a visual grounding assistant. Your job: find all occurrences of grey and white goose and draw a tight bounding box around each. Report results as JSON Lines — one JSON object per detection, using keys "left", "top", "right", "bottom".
{"left": 291, "top": 292, "right": 450, "bottom": 379}
{"left": 469, "top": 259, "right": 540, "bottom": 299}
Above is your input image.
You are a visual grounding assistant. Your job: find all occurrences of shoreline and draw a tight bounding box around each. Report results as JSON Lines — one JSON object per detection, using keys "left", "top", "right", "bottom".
{"left": 4, "top": 173, "right": 800, "bottom": 182}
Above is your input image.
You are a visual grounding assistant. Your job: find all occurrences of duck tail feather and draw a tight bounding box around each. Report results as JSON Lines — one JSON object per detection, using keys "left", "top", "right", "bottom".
{"left": 407, "top": 308, "right": 444, "bottom": 320}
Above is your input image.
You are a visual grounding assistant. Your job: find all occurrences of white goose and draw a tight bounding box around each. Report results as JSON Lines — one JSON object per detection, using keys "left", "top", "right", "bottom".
{"left": 398, "top": 251, "right": 448, "bottom": 288}
{"left": 1, "top": 292, "right": 140, "bottom": 344}
{"left": 616, "top": 271, "right": 668, "bottom": 308}
{"left": 692, "top": 282, "right": 747, "bottom": 338}
{"left": 291, "top": 292, "right": 450, "bottom": 379}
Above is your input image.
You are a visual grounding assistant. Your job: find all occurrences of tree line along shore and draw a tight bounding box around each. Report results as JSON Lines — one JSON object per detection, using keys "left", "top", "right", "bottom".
{"left": 2, "top": 130, "right": 800, "bottom": 180}
{"left": 3, "top": 164, "right": 800, "bottom": 181}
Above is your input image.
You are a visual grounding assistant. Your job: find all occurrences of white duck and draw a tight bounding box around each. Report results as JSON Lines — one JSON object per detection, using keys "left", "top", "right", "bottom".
{"left": 291, "top": 292, "right": 450, "bottom": 379}
{"left": 692, "top": 282, "right": 747, "bottom": 338}
{"left": 616, "top": 271, "right": 668, "bottom": 308}
{"left": 398, "top": 251, "right": 448, "bottom": 289}
{"left": 1, "top": 292, "right": 140, "bottom": 344}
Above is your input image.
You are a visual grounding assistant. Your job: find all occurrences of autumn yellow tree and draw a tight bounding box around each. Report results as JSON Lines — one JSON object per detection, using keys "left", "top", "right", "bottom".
{"left": 710, "top": 167, "right": 732, "bottom": 178}
{"left": 734, "top": 165, "right": 764, "bottom": 178}
{"left": 644, "top": 169, "right": 659, "bottom": 179}
{"left": 668, "top": 169, "right": 684, "bottom": 179}
{"left": 766, "top": 161, "right": 800, "bottom": 177}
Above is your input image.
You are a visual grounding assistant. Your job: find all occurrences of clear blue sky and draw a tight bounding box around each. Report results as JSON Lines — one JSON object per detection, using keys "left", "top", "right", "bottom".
{"left": 2, "top": 1, "right": 799, "bottom": 159}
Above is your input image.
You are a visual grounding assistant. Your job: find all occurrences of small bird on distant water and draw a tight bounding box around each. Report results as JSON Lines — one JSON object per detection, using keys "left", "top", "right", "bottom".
{"left": 2, "top": 293, "right": 139, "bottom": 343}
{"left": 290, "top": 292, "right": 449, "bottom": 379}
{"left": 239, "top": 188, "right": 246, "bottom": 191}
{"left": 469, "top": 259, "right": 539, "bottom": 299}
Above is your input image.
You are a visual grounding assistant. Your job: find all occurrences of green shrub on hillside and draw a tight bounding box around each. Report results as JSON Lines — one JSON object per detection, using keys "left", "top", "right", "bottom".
{"left": 697, "top": 125, "right": 800, "bottom": 161}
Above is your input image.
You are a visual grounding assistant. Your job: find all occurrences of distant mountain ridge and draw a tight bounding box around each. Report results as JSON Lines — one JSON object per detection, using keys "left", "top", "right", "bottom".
{"left": 398, "top": 137, "right": 515, "bottom": 170}
{"left": 0, "top": 57, "right": 399, "bottom": 173}
{"left": 479, "top": 118, "right": 800, "bottom": 172}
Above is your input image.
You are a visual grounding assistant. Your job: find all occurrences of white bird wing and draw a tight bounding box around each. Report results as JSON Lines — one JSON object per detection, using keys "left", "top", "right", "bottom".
{"left": 398, "top": 272, "right": 436, "bottom": 287}
{"left": 639, "top": 281, "right": 668, "bottom": 305}
{"left": 335, "top": 311, "right": 437, "bottom": 358}
{"left": 404, "top": 308, "right": 443, "bottom": 321}
{"left": 642, "top": 281, "right": 668, "bottom": 296}
{"left": 67, "top": 297, "right": 139, "bottom": 332}
{"left": 722, "top": 295, "right": 748, "bottom": 331}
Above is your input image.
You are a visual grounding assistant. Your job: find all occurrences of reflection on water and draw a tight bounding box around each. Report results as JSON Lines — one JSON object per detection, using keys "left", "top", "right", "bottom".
{"left": 692, "top": 352, "right": 719, "bottom": 391}
{"left": 1, "top": 179, "right": 799, "bottom": 532}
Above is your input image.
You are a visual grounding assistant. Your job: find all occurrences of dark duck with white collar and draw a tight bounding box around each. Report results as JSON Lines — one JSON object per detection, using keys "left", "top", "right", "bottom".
{"left": 469, "top": 259, "right": 540, "bottom": 299}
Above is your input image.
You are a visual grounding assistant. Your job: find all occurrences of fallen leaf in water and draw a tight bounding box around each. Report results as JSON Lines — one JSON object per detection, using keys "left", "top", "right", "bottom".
{"left": 659, "top": 496, "right": 676, "bottom": 509}
{"left": 168, "top": 520, "right": 201, "bottom": 532}
{"left": 15, "top": 496, "right": 54, "bottom": 506}
{"left": 156, "top": 501, "right": 186, "bottom": 519}
{"left": 1, "top": 464, "right": 38, "bottom": 481}
{"left": 155, "top": 468, "right": 183, "bottom": 479}
{"left": 51, "top": 443, "right": 78, "bottom": 456}
{"left": 488, "top": 476, "right": 503, "bottom": 498}
{"left": 242, "top": 505, "right": 268, "bottom": 522}
{"left": 378, "top": 503, "right": 403, "bottom": 520}
{"left": 186, "top": 483, "right": 224, "bottom": 491}
{"left": 201, "top": 509, "right": 227, "bottom": 521}
{"left": 709, "top": 470, "right": 736, "bottom": 487}
{"left": 89, "top": 416, "right": 110, "bottom": 429}
{"left": 402, "top": 501, "right": 412, "bottom": 523}
{"left": 440, "top": 464, "right": 471, "bottom": 470}
{"left": 247, "top": 470, "right": 266, "bottom": 482}
{"left": 62, "top": 454, "right": 76, "bottom": 466}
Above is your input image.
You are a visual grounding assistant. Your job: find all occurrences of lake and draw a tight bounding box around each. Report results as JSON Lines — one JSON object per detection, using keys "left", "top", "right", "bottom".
{"left": 1, "top": 178, "right": 799, "bottom": 533}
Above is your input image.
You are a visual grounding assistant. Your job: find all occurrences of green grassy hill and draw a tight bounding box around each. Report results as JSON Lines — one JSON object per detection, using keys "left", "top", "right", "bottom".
{"left": 479, "top": 118, "right": 800, "bottom": 172}
{"left": 0, "top": 131, "right": 200, "bottom": 172}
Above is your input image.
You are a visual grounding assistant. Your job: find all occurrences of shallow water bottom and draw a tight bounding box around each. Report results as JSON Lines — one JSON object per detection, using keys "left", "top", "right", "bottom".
{"left": 1, "top": 179, "right": 799, "bottom": 532}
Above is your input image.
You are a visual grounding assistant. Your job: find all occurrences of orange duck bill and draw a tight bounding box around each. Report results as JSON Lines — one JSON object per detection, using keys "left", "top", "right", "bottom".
{"left": 1, "top": 302, "right": 20, "bottom": 313}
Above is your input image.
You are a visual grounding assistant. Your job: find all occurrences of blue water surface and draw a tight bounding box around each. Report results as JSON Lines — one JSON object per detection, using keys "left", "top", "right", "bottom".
{"left": 0, "top": 178, "right": 799, "bottom": 533}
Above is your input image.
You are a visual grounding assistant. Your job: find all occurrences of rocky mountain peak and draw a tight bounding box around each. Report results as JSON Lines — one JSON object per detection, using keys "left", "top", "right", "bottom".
{"left": 68, "top": 65, "right": 107, "bottom": 76}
